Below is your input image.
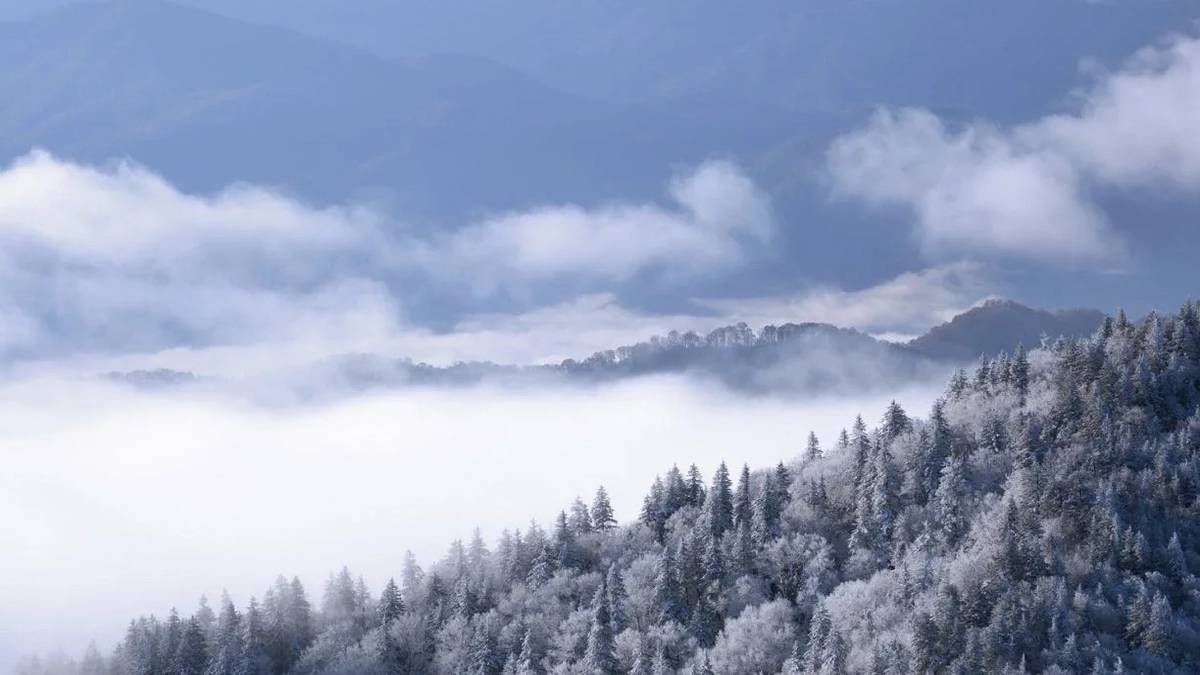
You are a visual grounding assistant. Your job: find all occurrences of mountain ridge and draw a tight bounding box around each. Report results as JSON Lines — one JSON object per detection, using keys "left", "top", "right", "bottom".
{"left": 107, "top": 300, "right": 1108, "bottom": 396}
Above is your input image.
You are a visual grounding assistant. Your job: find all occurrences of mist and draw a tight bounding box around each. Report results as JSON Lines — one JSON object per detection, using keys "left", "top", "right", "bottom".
{"left": 0, "top": 372, "right": 942, "bottom": 669}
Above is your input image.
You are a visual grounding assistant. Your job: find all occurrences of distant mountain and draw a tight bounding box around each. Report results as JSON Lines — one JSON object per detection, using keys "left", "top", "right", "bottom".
{"left": 254, "top": 322, "right": 940, "bottom": 398}
{"left": 107, "top": 301, "right": 1108, "bottom": 396}
{"left": 0, "top": 0, "right": 739, "bottom": 218}
{"left": 907, "top": 299, "right": 1106, "bottom": 361}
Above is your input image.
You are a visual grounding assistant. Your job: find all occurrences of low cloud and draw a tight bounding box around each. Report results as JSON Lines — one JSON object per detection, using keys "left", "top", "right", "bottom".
{"left": 827, "top": 32, "right": 1200, "bottom": 263}
{"left": 698, "top": 262, "right": 992, "bottom": 337}
{"left": 439, "top": 160, "right": 773, "bottom": 295}
{"left": 0, "top": 154, "right": 770, "bottom": 365}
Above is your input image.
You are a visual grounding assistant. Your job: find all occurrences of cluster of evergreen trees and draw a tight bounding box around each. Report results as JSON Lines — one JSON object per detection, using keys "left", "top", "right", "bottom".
{"left": 19, "top": 303, "right": 1200, "bottom": 674}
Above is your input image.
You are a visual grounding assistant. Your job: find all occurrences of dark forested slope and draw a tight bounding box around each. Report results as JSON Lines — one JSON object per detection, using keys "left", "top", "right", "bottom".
{"left": 23, "top": 302, "right": 1200, "bottom": 674}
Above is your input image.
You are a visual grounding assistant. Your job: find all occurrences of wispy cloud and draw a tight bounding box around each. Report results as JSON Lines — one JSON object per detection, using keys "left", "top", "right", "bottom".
{"left": 697, "top": 262, "right": 992, "bottom": 337}
{"left": 827, "top": 33, "right": 1200, "bottom": 263}
{"left": 437, "top": 160, "right": 773, "bottom": 295}
{"left": 0, "top": 154, "right": 771, "bottom": 365}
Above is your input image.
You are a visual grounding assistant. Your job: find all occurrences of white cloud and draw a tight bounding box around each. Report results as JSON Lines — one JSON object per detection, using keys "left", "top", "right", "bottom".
{"left": 697, "top": 262, "right": 992, "bottom": 337}
{"left": 827, "top": 32, "right": 1200, "bottom": 262}
{"left": 440, "top": 160, "right": 773, "bottom": 294}
{"left": 1038, "top": 35, "right": 1200, "bottom": 188}
{"left": 0, "top": 154, "right": 771, "bottom": 363}
{"left": 828, "top": 110, "right": 1114, "bottom": 261}
{"left": 0, "top": 151, "right": 405, "bottom": 358}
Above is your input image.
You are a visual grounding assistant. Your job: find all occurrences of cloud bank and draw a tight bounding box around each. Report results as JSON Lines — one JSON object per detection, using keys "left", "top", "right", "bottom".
{"left": 0, "top": 154, "right": 774, "bottom": 366}
{"left": 442, "top": 160, "right": 774, "bottom": 295}
{"left": 827, "top": 32, "right": 1200, "bottom": 263}
{"left": 698, "top": 262, "right": 991, "bottom": 340}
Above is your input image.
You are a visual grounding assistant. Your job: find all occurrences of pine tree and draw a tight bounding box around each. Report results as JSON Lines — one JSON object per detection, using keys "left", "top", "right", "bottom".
{"left": 870, "top": 438, "right": 898, "bottom": 557}
{"left": 569, "top": 496, "right": 595, "bottom": 534}
{"left": 685, "top": 464, "right": 706, "bottom": 507}
{"left": 733, "top": 464, "right": 752, "bottom": 529}
{"left": 468, "top": 621, "right": 499, "bottom": 675}
{"left": 805, "top": 431, "right": 823, "bottom": 462}
{"left": 591, "top": 486, "right": 617, "bottom": 531}
{"left": 910, "top": 611, "right": 937, "bottom": 674}
{"left": 241, "top": 597, "right": 269, "bottom": 675}
{"left": 606, "top": 565, "right": 627, "bottom": 633}
{"left": 702, "top": 533, "right": 725, "bottom": 588}
{"left": 207, "top": 592, "right": 244, "bottom": 675}
{"left": 1145, "top": 592, "right": 1174, "bottom": 657}
{"left": 583, "top": 584, "right": 618, "bottom": 674}
{"left": 1166, "top": 532, "right": 1189, "bottom": 579}
{"left": 664, "top": 464, "right": 688, "bottom": 515}
{"left": 655, "top": 546, "right": 686, "bottom": 625}
{"left": 706, "top": 462, "right": 733, "bottom": 537}
{"left": 526, "top": 543, "right": 558, "bottom": 588}
{"left": 751, "top": 473, "right": 779, "bottom": 546}
{"left": 997, "top": 499, "right": 1027, "bottom": 581}
{"left": 195, "top": 595, "right": 217, "bottom": 642}
{"left": 850, "top": 415, "right": 871, "bottom": 491}
{"left": 285, "top": 576, "right": 314, "bottom": 661}
{"left": 554, "top": 510, "right": 574, "bottom": 558}
{"left": 515, "top": 628, "right": 541, "bottom": 675}
{"left": 379, "top": 578, "right": 405, "bottom": 624}
{"left": 882, "top": 400, "right": 911, "bottom": 441}
{"left": 804, "top": 602, "right": 831, "bottom": 673}
{"left": 1012, "top": 344, "right": 1031, "bottom": 398}
{"left": 774, "top": 462, "right": 792, "bottom": 508}
{"left": 642, "top": 476, "right": 667, "bottom": 539}
{"left": 688, "top": 582, "right": 721, "bottom": 648}
{"left": 175, "top": 618, "right": 208, "bottom": 675}
{"left": 934, "top": 455, "right": 969, "bottom": 548}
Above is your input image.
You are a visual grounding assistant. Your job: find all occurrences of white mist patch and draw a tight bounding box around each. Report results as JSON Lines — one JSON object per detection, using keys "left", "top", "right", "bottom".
{"left": 0, "top": 375, "right": 941, "bottom": 667}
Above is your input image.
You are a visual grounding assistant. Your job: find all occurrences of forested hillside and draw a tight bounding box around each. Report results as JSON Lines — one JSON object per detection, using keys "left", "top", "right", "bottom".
{"left": 21, "top": 302, "right": 1200, "bottom": 674}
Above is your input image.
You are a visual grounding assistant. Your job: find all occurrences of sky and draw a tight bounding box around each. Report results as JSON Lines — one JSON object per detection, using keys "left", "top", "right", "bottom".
{"left": 3, "top": 1, "right": 1200, "bottom": 669}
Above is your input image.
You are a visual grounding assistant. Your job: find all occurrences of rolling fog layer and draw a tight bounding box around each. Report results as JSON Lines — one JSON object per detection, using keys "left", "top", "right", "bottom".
{"left": 0, "top": 374, "right": 940, "bottom": 668}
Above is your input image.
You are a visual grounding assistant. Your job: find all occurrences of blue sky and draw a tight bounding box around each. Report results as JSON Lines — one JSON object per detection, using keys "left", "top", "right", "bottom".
{"left": 0, "top": 8, "right": 1197, "bottom": 372}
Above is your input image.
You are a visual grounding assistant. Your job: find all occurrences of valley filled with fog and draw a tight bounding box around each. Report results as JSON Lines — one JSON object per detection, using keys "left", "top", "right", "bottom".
{"left": 0, "top": 373, "right": 942, "bottom": 667}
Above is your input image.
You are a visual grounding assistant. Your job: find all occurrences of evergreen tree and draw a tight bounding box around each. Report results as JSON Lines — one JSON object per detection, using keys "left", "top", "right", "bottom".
{"left": 733, "top": 464, "right": 752, "bottom": 529}
{"left": 688, "top": 582, "right": 722, "bottom": 648}
{"left": 701, "top": 533, "right": 725, "bottom": 588}
{"left": 805, "top": 431, "right": 823, "bottom": 462}
{"left": 685, "top": 464, "right": 706, "bottom": 507}
{"left": 175, "top": 618, "right": 208, "bottom": 675}
{"left": 468, "top": 621, "right": 499, "bottom": 675}
{"left": 379, "top": 578, "right": 405, "bottom": 624}
{"left": 655, "top": 546, "right": 686, "bottom": 625}
{"left": 881, "top": 400, "right": 911, "bottom": 441}
{"left": 241, "top": 597, "right": 269, "bottom": 675}
{"left": 706, "top": 462, "right": 734, "bottom": 537}
{"left": 206, "top": 593, "right": 244, "bottom": 675}
{"left": 804, "top": 602, "right": 831, "bottom": 673}
{"left": 591, "top": 486, "right": 617, "bottom": 532}
{"left": 606, "top": 565, "right": 627, "bottom": 633}
{"left": 582, "top": 584, "right": 617, "bottom": 674}
{"left": 934, "top": 454, "right": 969, "bottom": 548}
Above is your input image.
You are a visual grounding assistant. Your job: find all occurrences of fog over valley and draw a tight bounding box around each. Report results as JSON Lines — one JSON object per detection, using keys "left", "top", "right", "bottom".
{"left": 1, "top": 372, "right": 942, "bottom": 666}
